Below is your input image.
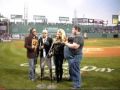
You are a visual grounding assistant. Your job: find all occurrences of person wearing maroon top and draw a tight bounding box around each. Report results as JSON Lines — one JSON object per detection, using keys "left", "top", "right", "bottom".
{"left": 24, "top": 28, "right": 38, "bottom": 81}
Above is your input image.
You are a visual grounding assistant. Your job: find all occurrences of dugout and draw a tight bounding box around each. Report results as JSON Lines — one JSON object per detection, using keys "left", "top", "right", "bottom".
{"left": 113, "top": 34, "right": 119, "bottom": 38}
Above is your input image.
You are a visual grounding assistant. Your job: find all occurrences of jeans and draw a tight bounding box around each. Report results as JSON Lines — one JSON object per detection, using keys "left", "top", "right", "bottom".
{"left": 28, "top": 58, "right": 35, "bottom": 80}
{"left": 68, "top": 55, "right": 82, "bottom": 88}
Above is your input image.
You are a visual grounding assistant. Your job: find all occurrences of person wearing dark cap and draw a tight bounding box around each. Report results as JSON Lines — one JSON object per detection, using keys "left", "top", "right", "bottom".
{"left": 24, "top": 28, "right": 39, "bottom": 81}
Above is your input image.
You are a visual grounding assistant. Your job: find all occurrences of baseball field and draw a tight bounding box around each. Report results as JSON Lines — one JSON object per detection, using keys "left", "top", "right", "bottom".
{"left": 0, "top": 38, "right": 120, "bottom": 89}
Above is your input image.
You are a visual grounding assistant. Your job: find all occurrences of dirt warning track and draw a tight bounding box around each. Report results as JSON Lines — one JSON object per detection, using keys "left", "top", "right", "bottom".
{"left": 83, "top": 46, "right": 120, "bottom": 57}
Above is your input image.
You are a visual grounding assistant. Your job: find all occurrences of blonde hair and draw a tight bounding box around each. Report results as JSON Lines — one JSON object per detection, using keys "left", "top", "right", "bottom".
{"left": 57, "top": 29, "right": 66, "bottom": 42}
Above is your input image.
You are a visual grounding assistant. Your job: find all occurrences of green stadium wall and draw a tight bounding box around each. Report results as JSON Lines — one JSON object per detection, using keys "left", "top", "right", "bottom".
{"left": 9, "top": 23, "right": 119, "bottom": 38}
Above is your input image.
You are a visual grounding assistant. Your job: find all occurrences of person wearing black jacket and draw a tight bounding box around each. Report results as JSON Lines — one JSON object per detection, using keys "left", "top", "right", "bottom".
{"left": 38, "top": 29, "right": 53, "bottom": 80}
{"left": 24, "top": 28, "right": 39, "bottom": 81}
{"left": 51, "top": 29, "right": 66, "bottom": 83}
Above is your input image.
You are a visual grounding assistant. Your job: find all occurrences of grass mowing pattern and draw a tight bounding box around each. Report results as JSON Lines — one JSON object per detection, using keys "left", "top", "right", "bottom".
{"left": 0, "top": 39, "right": 120, "bottom": 89}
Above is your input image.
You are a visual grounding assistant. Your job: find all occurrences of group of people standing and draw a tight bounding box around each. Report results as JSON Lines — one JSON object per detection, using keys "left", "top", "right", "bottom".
{"left": 24, "top": 25, "right": 84, "bottom": 89}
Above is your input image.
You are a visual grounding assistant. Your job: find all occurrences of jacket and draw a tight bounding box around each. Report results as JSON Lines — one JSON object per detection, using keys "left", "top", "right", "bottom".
{"left": 38, "top": 37, "right": 53, "bottom": 58}
{"left": 24, "top": 34, "right": 38, "bottom": 58}
{"left": 52, "top": 42, "right": 65, "bottom": 56}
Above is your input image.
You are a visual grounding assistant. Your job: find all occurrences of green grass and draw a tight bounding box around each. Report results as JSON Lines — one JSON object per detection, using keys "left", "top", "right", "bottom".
{"left": 81, "top": 57, "right": 120, "bottom": 89}
{"left": 0, "top": 39, "right": 120, "bottom": 89}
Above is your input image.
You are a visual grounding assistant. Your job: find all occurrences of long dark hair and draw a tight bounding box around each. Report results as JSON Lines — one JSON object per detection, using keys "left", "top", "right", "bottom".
{"left": 29, "top": 28, "right": 35, "bottom": 34}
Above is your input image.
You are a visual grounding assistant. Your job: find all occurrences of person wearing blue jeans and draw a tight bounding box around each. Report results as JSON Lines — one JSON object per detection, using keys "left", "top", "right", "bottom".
{"left": 24, "top": 28, "right": 39, "bottom": 81}
{"left": 69, "top": 55, "right": 82, "bottom": 88}
{"left": 28, "top": 58, "right": 35, "bottom": 80}
{"left": 64, "top": 25, "right": 84, "bottom": 89}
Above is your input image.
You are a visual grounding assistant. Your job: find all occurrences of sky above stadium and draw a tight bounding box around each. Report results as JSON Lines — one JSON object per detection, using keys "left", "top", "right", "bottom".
{"left": 0, "top": 0, "right": 120, "bottom": 25}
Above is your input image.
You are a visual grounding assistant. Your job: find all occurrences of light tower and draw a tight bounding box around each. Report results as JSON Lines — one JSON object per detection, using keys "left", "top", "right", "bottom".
{"left": 74, "top": 9, "right": 78, "bottom": 25}
{"left": 24, "top": 3, "right": 28, "bottom": 25}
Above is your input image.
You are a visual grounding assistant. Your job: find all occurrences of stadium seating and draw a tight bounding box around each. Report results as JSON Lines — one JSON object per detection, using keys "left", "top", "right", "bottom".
{"left": 9, "top": 22, "right": 120, "bottom": 38}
